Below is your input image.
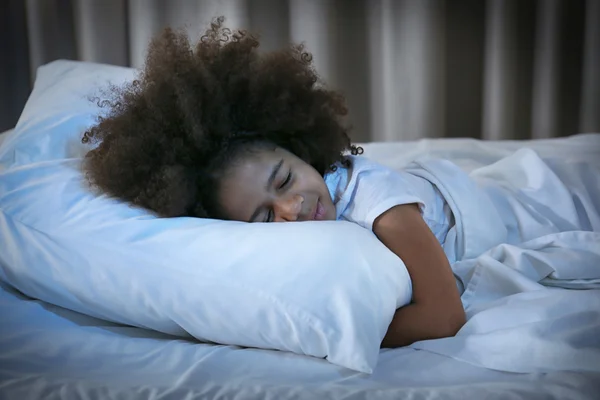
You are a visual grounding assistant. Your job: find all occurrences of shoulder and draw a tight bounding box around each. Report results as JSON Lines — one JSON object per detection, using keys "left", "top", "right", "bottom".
{"left": 328, "top": 156, "right": 427, "bottom": 229}
{"left": 344, "top": 155, "right": 410, "bottom": 190}
{"left": 330, "top": 155, "right": 394, "bottom": 184}
{"left": 324, "top": 155, "right": 390, "bottom": 201}
{"left": 346, "top": 155, "right": 388, "bottom": 173}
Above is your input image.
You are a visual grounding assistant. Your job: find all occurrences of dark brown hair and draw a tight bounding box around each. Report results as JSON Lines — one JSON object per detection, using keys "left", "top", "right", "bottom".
{"left": 82, "top": 17, "right": 358, "bottom": 218}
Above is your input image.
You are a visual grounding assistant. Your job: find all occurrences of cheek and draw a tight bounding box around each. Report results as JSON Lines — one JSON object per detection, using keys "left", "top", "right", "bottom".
{"left": 297, "top": 168, "right": 329, "bottom": 196}
{"left": 218, "top": 184, "right": 255, "bottom": 221}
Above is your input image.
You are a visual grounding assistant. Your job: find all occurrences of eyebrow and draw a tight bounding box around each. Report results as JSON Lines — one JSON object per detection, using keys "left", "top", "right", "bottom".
{"left": 249, "top": 158, "right": 284, "bottom": 222}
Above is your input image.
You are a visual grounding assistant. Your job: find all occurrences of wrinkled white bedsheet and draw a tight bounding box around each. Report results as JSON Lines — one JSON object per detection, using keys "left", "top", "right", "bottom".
{"left": 1, "top": 131, "right": 600, "bottom": 400}
{"left": 401, "top": 145, "right": 600, "bottom": 375}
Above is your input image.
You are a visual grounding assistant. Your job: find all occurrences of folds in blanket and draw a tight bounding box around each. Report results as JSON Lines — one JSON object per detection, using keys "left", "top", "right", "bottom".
{"left": 408, "top": 148, "right": 600, "bottom": 264}
{"left": 414, "top": 231, "right": 600, "bottom": 374}
{"left": 405, "top": 158, "right": 508, "bottom": 263}
{"left": 455, "top": 231, "right": 600, "bottom": 306}
{"left": 470, "top": 148, "right": 600, "bottom": 245}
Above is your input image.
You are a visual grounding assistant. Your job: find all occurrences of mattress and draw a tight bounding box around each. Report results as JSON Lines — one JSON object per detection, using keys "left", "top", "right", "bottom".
{"left": 1, "top": 131, "right": 600, "bottom": 400}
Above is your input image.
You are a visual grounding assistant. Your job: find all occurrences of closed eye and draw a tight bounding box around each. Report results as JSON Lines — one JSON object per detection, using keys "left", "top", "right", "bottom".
{"left": 279, "top": 171, "right": 292, "bottom": 189}
{"left": 264, "top": 209, "right": 274, "bottom": 223}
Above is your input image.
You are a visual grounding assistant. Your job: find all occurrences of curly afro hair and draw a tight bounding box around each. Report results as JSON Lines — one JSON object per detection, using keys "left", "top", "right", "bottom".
{"left": 81, "top": 17, "right": 358, "bottom": 219}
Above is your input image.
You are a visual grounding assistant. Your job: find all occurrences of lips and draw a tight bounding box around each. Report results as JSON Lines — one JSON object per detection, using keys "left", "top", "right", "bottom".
{"left": 313, "top": 200, "right": 326, "bottom": 221}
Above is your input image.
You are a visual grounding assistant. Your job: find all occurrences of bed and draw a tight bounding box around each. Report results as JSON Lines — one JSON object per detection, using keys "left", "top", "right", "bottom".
{"left": 2, "top": 120, "right": 600, "bottom": 399}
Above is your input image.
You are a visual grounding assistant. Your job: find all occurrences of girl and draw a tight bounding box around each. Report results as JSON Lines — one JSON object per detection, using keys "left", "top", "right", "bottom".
{"left": 84, "top": 18, "right": 597, "bottom": 349}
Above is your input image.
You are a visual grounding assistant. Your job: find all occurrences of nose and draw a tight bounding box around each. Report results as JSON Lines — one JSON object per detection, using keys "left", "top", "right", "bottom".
{"left": 273, "top": 194, "right": 304, "bottom": 222}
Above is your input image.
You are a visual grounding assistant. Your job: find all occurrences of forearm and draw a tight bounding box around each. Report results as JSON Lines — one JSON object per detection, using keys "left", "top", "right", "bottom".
{"left": 381, "top": 302, "right": 464, "bottom": 348}
{"left": 374, "top": 204, "right": 466, "bottom": 347}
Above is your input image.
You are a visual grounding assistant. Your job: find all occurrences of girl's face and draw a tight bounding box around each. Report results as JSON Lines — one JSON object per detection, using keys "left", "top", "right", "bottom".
{"left": 218, "top": 147, "right": 337, "bottom": 223}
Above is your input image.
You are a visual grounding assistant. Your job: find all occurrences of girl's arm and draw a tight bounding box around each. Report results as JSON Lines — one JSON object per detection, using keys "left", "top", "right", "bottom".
{"left": 373, "top": 203, "right": 466, "bottom": 348}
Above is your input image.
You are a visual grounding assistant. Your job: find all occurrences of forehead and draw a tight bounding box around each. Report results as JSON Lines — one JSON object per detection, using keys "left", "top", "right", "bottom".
{"left": 236, "top": 147, "right": 281, "bottom": 172}
{"left": 233, "top": 146, "right": 303, "bottom": 173}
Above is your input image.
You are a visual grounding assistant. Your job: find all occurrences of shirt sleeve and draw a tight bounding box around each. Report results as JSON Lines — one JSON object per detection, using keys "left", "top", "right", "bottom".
{"left": 337, "top": 157, "right": 426, "bottom": 231}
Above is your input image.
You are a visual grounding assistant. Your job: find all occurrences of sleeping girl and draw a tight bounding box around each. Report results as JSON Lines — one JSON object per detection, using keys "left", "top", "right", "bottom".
{"left": 81, "top": 18, "right": 600, "bottom": 349}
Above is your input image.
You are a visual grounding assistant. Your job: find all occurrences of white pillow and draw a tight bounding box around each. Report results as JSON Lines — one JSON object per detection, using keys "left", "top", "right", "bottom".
{"left": 0, "top": 60, "right": 412, "bottom": 373}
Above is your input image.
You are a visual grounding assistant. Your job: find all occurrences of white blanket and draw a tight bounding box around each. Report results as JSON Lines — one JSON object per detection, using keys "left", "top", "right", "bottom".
{"left": 404, "top": 147, "right": 600, "bottom": 373}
